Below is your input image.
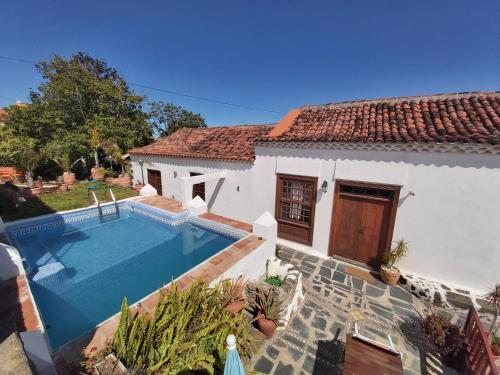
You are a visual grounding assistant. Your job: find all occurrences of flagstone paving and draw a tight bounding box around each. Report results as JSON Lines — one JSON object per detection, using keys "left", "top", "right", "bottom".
{"left": 249, "top": 247, "right": 468, "bottom": 375}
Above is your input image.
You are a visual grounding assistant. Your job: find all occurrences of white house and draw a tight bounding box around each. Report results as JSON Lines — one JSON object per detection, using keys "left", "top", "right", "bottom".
{"left": 130, "top": 92, "right": 500, "bottom": 292}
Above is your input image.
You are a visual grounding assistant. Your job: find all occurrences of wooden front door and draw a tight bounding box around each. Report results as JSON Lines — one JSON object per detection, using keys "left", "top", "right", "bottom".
{"left": 275, "top": 174, "right": 317, "bottom": 245}
{"left": 147, "top": 169, "right": 162, "bottom": 195}
{"left": 190, "top": 172, "right": 205, "bottom": 201}
{"left": 329, "top": 181, "right": 400, "bottom": 266}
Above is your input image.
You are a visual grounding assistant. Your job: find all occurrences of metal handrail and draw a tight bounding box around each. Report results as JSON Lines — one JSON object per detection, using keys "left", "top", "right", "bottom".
{"left": 91, "top": 191, "right": 103, "bottom": 219}
{"left": 108, "top": 188, "right": 120, "bottom": 217}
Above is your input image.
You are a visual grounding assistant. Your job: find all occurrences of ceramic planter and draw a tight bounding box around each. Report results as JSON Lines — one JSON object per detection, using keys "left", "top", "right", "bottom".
{"left": 380, "top": 264, "right": 401, "bottom": 285}
{"left": 29, "top": 187, "right": 42, "bottom": 197}
{"left": 225, "top": 300, "right": 246, "bottom": 314}
{"left": 63, "top": 172, "right": 76, "bottom": 186}
{"left": 256, "top": 317, "right": 277, "bottom": 339}
{"left": 91, "top": 167, "right": 104, "bottom": 181}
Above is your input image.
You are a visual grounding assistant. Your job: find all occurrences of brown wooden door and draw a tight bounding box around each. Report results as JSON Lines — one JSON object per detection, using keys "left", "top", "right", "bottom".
{"left": 275, "top": 174, "right": 317, "bottom": 245}
{"left": 147, "top": 169, "right": 162, "bottom": 195}
{"left": 329, "top": 181, "right": 399, "bottom": 266}
{"left": 190, "top": 172, "right": 205, "bottom": 201}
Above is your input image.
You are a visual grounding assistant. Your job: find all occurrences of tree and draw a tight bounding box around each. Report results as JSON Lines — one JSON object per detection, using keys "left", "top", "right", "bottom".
{"left": 0, "top": 104, "right": 51, "bottom": 186}
{"left": 32, "top": 52, "right": 152, "bottom": 166}
{"left": 46, "top": 132, "right": 88, "bottom": 173}
{"left": 148, "top": 101, "right": 206, "bottom": 137}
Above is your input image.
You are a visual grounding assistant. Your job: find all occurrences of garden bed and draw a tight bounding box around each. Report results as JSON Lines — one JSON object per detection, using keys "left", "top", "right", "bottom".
{"left": 0, "top": 181, "right": 138, "bottom": 221}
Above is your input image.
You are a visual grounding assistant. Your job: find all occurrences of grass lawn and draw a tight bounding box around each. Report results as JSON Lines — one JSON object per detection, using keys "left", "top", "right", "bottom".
{"left": 0, "top": 181, "right": 138, "bottom": 222}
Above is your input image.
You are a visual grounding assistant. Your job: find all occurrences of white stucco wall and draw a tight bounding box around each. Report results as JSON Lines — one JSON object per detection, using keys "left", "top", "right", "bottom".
{"left": 130, "top": 155, "right": 254, "bottom": 223}
{"left": 131, "top": 148, "right": 500, "bottom": 292}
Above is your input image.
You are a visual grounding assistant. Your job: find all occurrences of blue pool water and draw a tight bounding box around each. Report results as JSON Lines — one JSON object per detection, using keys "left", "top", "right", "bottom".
{"left": 7, "top": 203, "right": 239, "bottom": 349}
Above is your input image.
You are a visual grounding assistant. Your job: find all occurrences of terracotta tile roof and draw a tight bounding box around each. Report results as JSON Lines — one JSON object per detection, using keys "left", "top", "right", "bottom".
{"left": 129, "top": 125, "right": 274, "bottom": 162}
{"left": 261, "top": 92, "right": 500, "bottom": 145}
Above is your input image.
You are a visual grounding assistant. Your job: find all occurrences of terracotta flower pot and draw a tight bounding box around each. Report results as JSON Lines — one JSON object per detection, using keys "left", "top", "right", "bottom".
{"left": 29, "top": 187, "right": 42, "bottom": 197}
{"left": 256, "top": 317, "right": 277, "bottom": 339}
{"left": 225, "top": 300, "right": 246, "bottom": 314}
{"left": 91, "top": 167, "right": 104, "bottom": 181}
{"left": 380, "top": 264, "right": 401, "bottom": 285}
{"left": 63, "top": 172, "right": 76, "bottom": 186}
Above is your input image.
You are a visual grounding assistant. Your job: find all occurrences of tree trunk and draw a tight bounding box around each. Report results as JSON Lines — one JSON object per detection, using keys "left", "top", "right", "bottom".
{"left": 26, "top": 169, "right": 34, "bottom": 188}
{"left": 94, "top": 149, "right": 99, "bottom": 168}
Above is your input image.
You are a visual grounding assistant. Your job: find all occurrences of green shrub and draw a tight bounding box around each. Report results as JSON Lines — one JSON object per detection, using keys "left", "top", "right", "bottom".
{"left": 492, "top": 335, "right": 500, "bottom": 356}
{"left": 113, "top": 279, "right": 255, "bottom": 374}
{"left": 104, "top": 168, "right": 119, "bottom": 178}
{"left": 264, "top": 276, "right": 283, "bottom": 287}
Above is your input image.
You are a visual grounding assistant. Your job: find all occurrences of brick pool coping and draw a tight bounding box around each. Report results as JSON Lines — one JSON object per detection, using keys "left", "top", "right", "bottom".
{"left": 54, "top": 228, "right": 265, "bottom": 368}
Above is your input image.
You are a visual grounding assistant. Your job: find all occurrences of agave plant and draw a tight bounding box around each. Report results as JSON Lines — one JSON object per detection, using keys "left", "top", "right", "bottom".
{"left": 254, "top": 288, "right": 284, "bottom": 324}
{"left": 483, "top": 282, "right": 500, "bottom": 338}
{"left": 220, "top": 276, "right": 246, "bottom": 306}
{"left": 382, "top": 239, "right": 409, "bottom": 269}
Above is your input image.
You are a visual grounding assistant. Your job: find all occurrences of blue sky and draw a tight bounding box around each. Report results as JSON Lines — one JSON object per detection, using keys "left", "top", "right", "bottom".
{"left": 1, "top": 1, "right": 499, "bottom": 125}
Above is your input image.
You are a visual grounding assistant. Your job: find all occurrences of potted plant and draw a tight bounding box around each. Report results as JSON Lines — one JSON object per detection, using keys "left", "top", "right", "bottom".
{"left": 422, "top": 313, "right": 465, "bottom": 368}
{"left": 254, "top": 289, "right": 284, "bottom": 338}
{"left": 380, "top": 239, "right": 409, "bottom": 285}
{"left": 220, "top": 276, "right": 247, "bottom": 314}
{"left": 91, "top": 167, "right": 105, "bottom": 181}
{"left": 484, "top": 283, "right": 500, "bottom": 340}
{"left": 134, "top": 180, "right": 144, "bottom": 192}
{"left": 34, "top": 176, "right": 43, "bottom": 188}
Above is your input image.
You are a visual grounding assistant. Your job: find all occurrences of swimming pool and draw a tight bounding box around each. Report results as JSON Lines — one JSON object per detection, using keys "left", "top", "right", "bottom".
{"left": 6, "top": 200, "right": 245, "bottom": 349}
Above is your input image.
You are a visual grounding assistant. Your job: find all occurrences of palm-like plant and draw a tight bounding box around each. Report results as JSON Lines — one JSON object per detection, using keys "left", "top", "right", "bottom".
{"left": 483, "top": 282, "right": 500, "bottom": 338}
{"left": 382, "top": 239, "right": 409, "bottom": 269}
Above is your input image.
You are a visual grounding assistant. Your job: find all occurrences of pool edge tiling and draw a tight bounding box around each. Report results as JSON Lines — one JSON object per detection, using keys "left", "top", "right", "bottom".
{"left": 4, "top": 198, "right": 268, "bottom": 369}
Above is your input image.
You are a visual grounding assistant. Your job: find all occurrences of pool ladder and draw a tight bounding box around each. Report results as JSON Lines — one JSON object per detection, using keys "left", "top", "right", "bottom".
{"left": 91, "top": 188, "right": 119, "bottom": 220}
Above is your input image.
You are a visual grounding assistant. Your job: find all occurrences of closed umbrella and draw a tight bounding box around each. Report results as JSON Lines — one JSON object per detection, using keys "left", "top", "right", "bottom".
{"left": 223, "top": 334, "right": 245, "bottom": 375}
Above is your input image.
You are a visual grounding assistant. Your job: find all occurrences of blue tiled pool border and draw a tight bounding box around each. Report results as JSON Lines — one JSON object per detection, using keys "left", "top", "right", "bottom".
{"left": 5, "top": 199, "right": 247, "bottom": 242}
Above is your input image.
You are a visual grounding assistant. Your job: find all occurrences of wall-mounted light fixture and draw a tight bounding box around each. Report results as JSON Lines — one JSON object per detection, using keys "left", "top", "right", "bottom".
{"left": 321, "top": 180, "right": 328, "bottom": 193}
{"left": 237, "top": 185, "right": 240, "bottom": 192}
{"left": 138, "top": 159, "right": 145, "bottom": 184}
{"left": 173, "top": 171, "right": 177, "bottom": 178}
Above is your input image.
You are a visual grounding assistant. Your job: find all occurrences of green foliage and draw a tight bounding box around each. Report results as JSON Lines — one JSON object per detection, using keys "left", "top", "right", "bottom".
{"left": 1, "top": 52, "right": 153, "bottom": 178}
{"left": 0, "top": 181, "right": 138, "bottom": 221}
{"left": 382, "top": 239, "right": 409, "bottom": 267}
{"left": 491, "top": 335, "right": 500, "bottom": 355}
{"left": 148, "top": 101, "right": 207, "bottom": 137}
{"left": 423, "top": 313, "right": 465, "bottom": 356}
{"left": 254, "top": 289, "right": 284, "bottom": 323}
{"left": 113, "top": 279, "right": 255, "bottom": 374}
{"left": 264, "top": 276, "right": 283, "bottom": 287}
{"left": 483, "top": 282, "right": 500, "bottom": 338}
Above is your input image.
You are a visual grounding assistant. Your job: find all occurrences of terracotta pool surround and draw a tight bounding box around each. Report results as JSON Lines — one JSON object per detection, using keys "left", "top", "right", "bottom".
{"left": 54, "top": 228, "right": 266, "bottom": 366}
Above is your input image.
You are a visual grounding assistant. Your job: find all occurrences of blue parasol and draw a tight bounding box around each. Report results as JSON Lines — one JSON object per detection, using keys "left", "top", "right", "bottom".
{"left": 223, "top": 334, "right": 245, "bottom": 375}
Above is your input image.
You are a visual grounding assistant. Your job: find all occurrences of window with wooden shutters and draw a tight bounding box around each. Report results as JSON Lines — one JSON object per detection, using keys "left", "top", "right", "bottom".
{"left": 275, "top": 174, "right": 317, "bottom": 245}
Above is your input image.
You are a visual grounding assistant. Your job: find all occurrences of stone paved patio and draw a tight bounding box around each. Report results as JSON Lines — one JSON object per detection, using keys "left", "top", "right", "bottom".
{"left": 249, "top": 247, "right": 476, "bottom": 375}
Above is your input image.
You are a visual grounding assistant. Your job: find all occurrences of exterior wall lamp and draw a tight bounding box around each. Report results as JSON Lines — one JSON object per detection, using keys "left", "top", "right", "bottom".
{"left": 174, "top": 171, "right": 177, "bottom": 178}
{"left": 321, "top": 180, "right": 328, "bottom": 193}
{"left": 138, "top": 158, "right": 145, "bottom": 184}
